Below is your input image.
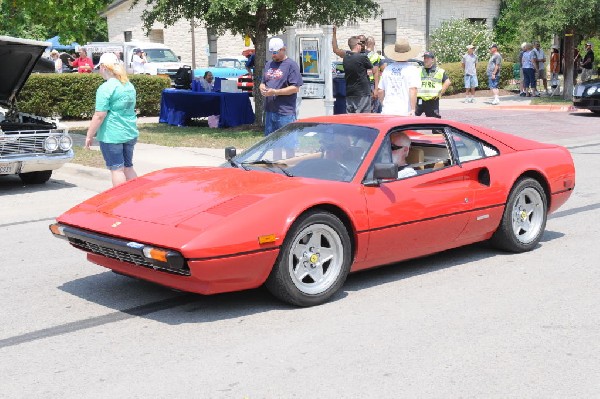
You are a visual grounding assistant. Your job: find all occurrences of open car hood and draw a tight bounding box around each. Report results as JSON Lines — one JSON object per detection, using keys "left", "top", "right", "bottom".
{"left": 0, "top": 36, "right": 50, "bottom": 107}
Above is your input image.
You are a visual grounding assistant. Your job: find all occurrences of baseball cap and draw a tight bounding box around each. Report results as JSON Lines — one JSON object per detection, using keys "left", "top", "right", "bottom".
{"left": 269, "top": 38, "right": 285, "bottom": 52}
{"left": 489, "top": 43, "right": 498, "bottom": 49}
{"left": 586, "top": 42, "right": 593, "bottom": 46}
{"left": 423, "top": 51, "right": 435, "bottom": 58}
{"left": 466, "top": 45, "right": 475, "bottom": 49}
{"left": 99, "top": 52, "right": 119, "bottom": 65}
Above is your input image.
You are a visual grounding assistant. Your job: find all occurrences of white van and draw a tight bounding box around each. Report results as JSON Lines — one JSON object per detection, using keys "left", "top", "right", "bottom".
{"left": 84, "top": 41, "right": 186, "bottom": 81}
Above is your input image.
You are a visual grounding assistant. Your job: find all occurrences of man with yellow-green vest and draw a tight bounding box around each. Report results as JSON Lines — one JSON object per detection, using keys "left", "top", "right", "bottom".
{"left": 366, "top": 36, "right": 382, "bottom": 113}
{"left": 416, "top": 51, "right": 451, "bottom": 118}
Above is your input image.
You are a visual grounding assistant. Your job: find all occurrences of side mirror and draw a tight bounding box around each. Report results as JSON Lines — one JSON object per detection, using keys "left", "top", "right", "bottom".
{"left": 225, "top": 146, "right": 237, "bottom": 160}
{"left": 178, "top": 56, "right": 181, "bottom": 61}
{"left": 373, "top": 163, "right": 398, "bottom": 180}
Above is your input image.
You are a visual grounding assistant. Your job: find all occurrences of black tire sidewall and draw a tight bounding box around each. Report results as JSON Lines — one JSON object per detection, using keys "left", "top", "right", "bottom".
{"left": 493, "top": 177, "right": 547, "bottom": 252}
{"left": 266, "top": 211, "right": 352, "bottom": 307}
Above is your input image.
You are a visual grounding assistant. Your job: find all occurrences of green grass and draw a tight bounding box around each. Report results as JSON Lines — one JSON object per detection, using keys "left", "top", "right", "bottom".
{"left": 530, "top": 96, "right": 572, "bottom": 105}
{"left": 69, "top": 123, "right": 264, "bottom": 168}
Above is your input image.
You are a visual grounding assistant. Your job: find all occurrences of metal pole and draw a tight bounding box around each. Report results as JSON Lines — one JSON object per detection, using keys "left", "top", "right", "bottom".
{"left": 322, "top": 25, "right": 334, "bottom": 116}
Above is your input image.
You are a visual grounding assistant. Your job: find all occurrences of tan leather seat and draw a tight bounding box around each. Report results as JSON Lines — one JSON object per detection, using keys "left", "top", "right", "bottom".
{"left": 406, "top": 147, "right": 425, "bottom": 169}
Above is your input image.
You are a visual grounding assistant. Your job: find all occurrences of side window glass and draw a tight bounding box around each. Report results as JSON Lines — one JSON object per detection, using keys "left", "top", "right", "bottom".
{"left": 448, "top": 128, "right": 498, "bottom": 163}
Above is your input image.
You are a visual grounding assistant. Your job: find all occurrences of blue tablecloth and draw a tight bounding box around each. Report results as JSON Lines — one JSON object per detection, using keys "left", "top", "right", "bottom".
{"left": 159, "top": 89, "right": 255, "bottom": 128}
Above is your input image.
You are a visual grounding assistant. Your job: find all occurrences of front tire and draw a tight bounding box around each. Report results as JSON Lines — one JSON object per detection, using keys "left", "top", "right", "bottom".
{"left": 266, "top": 211, "right": 352, "bottom": 307}
{"left": 19, "top": 170, "right": 52, "bottom": 184}
{"left": 491, "top": 177, "right": 547, "bottom": 252}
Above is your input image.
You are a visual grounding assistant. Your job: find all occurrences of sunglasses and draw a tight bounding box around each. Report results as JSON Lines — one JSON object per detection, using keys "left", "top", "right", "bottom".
{"left": 271, "top": 49, "right": 281, "bottom": 54}
{"left": 391, "top": 144, "right": 405, "bottom": 151}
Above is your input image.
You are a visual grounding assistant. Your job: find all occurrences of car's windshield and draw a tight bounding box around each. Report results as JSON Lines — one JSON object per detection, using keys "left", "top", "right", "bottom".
{"left": 143, "top": 49, "right": 179, "bottom": 63}
{"left": 231, "top": 122, "right": 378, "bottom": 182}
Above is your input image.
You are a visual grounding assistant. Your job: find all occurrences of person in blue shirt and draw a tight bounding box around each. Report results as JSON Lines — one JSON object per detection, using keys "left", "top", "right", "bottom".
{"left": 85, "top": 52, "right": 139, "bottom": 187}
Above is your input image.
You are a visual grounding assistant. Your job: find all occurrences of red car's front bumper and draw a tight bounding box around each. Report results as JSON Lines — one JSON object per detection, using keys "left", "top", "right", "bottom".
{"left": 88, "top": 247, "right": 278, "bottom": 295}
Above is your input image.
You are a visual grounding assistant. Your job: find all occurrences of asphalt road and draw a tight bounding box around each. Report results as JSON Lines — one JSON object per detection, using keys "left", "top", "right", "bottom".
{"left": 1, "top": 109, "right": 599, "bottom": 398}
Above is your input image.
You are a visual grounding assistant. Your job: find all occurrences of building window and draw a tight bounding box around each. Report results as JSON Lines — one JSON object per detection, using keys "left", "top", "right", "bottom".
{"left": 382, "top": 19, "right": 397, "bottom": 48}
{"left": 124, "top": 31, "right": 132, "bottom": 42}
{"left": 149, "top": 29, "right": 164, "bottom": 43}
{"left": 468, "top": 18, "right": 486, "bottom": 24}
{"left": 208, "top": 29, "right": 218, "bottom": 66}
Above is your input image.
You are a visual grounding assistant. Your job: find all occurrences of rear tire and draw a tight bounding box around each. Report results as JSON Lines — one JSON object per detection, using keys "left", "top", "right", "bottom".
{"left": 265, "top": 211, "right": 352, "bottom": 307}
{"left": 490, "top": 177, "right": 547, "bottom": 252}
{"left": 19, "top": 170, "right": 52, "bottom": 184}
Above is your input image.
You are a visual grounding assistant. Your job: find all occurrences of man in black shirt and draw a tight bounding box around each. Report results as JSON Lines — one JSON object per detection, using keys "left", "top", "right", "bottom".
{"left": 581, "top": 43, "right": 595, "bottom": 82}
{"left": 333, "top": 27, "right": 373, "bottom": 113}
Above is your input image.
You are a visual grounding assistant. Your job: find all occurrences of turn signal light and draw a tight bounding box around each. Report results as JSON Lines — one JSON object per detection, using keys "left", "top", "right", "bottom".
{"left": 49, "top": 223, "right": 66, "bottom": 238}
{"left": 143, "top": 247, "right": 168, "bottom": 262}
{"left": 258, "top": 234, "right": 277, "bottom": 244}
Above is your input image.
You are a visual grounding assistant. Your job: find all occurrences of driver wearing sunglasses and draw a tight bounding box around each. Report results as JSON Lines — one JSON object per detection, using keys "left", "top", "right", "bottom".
{"left": 390, "top": 131, "right": 417, "bottom": 178}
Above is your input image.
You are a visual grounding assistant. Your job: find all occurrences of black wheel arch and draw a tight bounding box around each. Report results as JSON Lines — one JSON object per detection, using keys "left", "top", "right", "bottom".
{"left": 514, "top": 170, "right": 551, "bottom": 212}
{"left": 288, "top": 203, "right": 357, "bottom": 264}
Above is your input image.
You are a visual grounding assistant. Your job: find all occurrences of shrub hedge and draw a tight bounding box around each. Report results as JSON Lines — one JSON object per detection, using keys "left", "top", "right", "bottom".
{"left": 16, "top": 74, "right": 171, "bottom": 119}
{"left": 440, "top": 61, "right": 514, "bottom": 95}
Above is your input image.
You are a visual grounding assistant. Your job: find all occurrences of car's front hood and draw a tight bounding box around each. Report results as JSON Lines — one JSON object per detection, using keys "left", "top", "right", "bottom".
{"left": 79, "top": 166, "right": 299, "bottom": 227}
{"left": 0, "top": 36, "right": 50, "bottom": 107}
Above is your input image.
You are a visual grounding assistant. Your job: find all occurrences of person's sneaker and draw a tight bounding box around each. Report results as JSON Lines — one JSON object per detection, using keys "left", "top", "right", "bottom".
{"left": 462, "top": 98, "right": 470, "bottom": 103}
{"left": 470, "top": 97, "right": 475, "bottom": 103}
{"left": 491, "top": 98, "right": 500, "bottom": 105}
{"left": 519, "top": 92, "right": 527, "bottom": 97}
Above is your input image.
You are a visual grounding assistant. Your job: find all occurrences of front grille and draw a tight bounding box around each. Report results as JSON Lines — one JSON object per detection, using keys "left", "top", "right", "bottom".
{"left": 0, "top": 131, "right": 69, "bottom": 157}
{"left": 70, "top": 237, "right": 153, "bottom": 267}
{"left": 63, "top": 227, "right": 190, "bottom": 276}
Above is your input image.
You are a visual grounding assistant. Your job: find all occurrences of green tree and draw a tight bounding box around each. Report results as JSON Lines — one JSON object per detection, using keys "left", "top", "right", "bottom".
{"left": 430, "top": 19, "right": 494, "bottom": 63}
{"left": 0, "top": 0, "right": 110, "bottom": 43}
{"left": 494, "top": 0, "right": 600, "bottom": 99}
{"left": 134, "top": 0, "right": 382, "bottom": 126}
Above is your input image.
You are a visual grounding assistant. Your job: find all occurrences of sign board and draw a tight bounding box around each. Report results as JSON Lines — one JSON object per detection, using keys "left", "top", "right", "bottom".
{"left": 300, "top": 82, "right": 325, "bottom": 98}
{"left": 299, "top": 38, "right": 320, "bottom": 77}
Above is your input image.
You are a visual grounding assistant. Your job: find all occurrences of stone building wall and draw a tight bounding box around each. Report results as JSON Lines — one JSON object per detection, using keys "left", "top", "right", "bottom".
{"left": 103, "top": 0, "right": 499, "bottom": 67}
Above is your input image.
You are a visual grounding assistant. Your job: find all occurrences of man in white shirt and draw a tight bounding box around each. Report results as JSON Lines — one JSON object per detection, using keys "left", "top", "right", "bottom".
{"left": 131, "top": 48, "right": 147, "bottom": 74}
{"left": 533, "top": 41, "right": 548, "bottom": 94}
{"left": 378, "top": 39, "right": 422, "bottom": 116}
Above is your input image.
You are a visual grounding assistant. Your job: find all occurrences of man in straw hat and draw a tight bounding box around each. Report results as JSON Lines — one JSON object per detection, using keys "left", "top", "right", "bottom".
{"left": 378, "top": 39, "right": 422, "bottom": 116}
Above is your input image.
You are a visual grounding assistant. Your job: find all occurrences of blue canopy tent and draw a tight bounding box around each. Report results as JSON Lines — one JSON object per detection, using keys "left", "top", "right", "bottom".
{"left": 46, "top": 36, "right": 79, "bottom": 51}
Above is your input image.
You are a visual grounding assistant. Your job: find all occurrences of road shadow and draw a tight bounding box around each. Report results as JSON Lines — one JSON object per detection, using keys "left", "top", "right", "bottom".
{"left": 57, "top": 229, "right": 565, "bottom": 325}
{"left": 568, "top": 111, "right": 600, "bottom": 117}
{"left": 0, "top": 175, "right": 76, "bottom": 194}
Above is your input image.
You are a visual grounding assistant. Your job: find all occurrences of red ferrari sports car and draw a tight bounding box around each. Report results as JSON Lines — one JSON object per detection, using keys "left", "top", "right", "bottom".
{"left": 50, "top": 115, "right": 575, "bottom": 306}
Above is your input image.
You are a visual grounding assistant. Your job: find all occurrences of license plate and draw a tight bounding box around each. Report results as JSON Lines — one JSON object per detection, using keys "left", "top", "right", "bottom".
{"left": 0, "top": 163, "right": 17, "bottom": 174}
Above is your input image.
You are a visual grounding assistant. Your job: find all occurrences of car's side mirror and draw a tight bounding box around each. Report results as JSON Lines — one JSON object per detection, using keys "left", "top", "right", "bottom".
{"left": 225, "top": 146, "right": 237, "bottom": 160}
{"left": 178, "top": 56, "right": 181, "bottom": 61}
{"left": 373, "top": 163, "right": 398, "bottom": 179}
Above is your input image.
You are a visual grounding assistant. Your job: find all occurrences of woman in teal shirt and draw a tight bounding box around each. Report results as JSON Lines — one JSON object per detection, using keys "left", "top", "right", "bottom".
{"left": 85, "top": 52, "right": 139, "bottom": 187}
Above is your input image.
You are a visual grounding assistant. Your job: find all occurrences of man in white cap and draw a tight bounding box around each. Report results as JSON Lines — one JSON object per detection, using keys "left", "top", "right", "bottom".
{"left": 259, "top": 37, "right": 303, "bottom": 157}
{"left": 378, "top": 39, "right": 422, "bottom": 115}
{"left": 461, "top": 45, "right": 478, "bottom": 102}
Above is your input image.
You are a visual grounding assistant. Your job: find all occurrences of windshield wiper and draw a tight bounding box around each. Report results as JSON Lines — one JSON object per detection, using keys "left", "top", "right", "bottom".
{"left": 241, "top": 160, "right": 294, "bottom": 177}
{"left": 229, "top": 158, "right": 249, "bottom": 170}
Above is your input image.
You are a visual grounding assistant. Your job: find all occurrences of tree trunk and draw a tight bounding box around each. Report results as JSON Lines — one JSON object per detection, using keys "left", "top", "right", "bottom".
{"left": 252, "top": 5, "right": 268, "bottom": 128}
{"left": 563, "top": 29, "right": 574, "bottom": 101}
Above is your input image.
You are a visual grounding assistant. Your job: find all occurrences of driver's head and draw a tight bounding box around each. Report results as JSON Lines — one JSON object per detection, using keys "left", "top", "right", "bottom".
{"left": 390, "top": 132, "right": 411, "bottom": 166}
{"left": 322, "top": 133, "right": 350, "bottom": 161}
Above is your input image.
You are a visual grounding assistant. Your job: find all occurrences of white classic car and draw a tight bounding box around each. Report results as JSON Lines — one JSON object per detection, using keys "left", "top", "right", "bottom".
{"left": 0, "top": 35, "right": 73, "bottom": 184}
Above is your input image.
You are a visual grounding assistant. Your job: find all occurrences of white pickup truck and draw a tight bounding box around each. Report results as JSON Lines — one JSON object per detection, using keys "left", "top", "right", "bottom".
{"left": 84, "top": 41, "right": 186, "bottom": 81}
